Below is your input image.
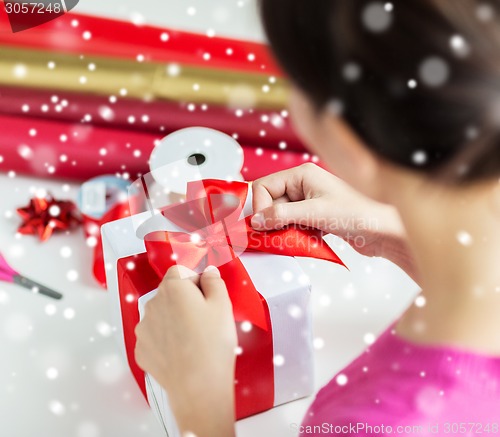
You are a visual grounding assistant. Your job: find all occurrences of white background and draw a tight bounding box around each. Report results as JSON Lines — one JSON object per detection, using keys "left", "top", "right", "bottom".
{"left": 0, "top": 1, "right": 419, "bottom": 436}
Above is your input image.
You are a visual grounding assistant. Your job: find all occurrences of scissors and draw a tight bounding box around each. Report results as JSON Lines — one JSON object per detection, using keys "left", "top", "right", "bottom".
{"left": 0, "top": 252, "right": 63, "bottom": 300}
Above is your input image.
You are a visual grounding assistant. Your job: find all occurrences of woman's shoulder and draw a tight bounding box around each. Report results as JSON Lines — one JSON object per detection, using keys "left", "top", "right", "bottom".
{"left": 300, "top": 325, "right": 500, "bottom": 436}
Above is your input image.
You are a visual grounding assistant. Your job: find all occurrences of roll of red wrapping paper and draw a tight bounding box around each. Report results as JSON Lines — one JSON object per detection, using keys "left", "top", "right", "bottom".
{"left": 0, "top": 85, "right": 303, "bottom": 152}
{"left": 0, "top": 10, "right": 282, "bottom": 76}
{"left": 0, "top": 114, "right": 318, "bottom": 182}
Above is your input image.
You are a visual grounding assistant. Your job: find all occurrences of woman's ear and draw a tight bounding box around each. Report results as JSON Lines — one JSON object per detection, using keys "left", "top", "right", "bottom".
{"left": 288, "top": 87, "right": 386, "bottom": 201}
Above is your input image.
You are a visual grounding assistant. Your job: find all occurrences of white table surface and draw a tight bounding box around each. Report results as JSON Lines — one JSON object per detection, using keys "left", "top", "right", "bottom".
{"left": 0, "top": 1, "right": 420, "bottom": 436}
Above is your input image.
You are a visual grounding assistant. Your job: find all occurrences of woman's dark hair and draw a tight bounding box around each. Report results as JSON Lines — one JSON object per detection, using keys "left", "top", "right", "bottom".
{"left": 259, "top": 0, "right": 500, "bottom": 183}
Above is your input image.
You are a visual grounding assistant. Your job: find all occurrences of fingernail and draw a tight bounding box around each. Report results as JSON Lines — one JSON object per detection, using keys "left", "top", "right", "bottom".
{"left": 251, "top": 212, "right": 265, "bottom": 229}
{"left": 203, "top": 265, "right": 221, "bottom": 277}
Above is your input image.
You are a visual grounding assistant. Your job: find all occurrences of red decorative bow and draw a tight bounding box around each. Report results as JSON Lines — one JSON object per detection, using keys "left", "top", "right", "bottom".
{"left": 144, "top": 179, "right": 344, "bottom": 330}
{"left": 145, "top": 179, "right": 343, "bottom": 271}
{"left": 17, "top": 193, "right": 81, "bottom": 241}
{"left": 130, "top": 179, "right": 344, "bottom": 419}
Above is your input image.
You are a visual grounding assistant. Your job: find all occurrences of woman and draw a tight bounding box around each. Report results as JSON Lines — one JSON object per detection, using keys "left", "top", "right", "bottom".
{"left": 135, "top": 1, "right": 500, "bottom": 435}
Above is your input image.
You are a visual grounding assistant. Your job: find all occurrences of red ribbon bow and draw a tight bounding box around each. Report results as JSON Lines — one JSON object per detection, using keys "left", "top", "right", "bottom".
{"left": 140, "top": 179, "right": 344, "bottom": 418}
{"left": 144, "top": 179, "right": 344, "bottom": 330}
{"left": 145, "top": 179, "right": 249, "bottom": 275}
{"left": 145, "top": 179, "right": 344, "bottom": 270}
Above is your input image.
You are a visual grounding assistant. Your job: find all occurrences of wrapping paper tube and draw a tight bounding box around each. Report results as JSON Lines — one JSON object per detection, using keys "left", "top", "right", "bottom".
{"left": 0, "top": 85, "right": 303, "bottom": 151}
{"left": 0, "top": 11, "right": 282, "bottom": 75}
{"left": 0, "top": 114, "right": 317, "bottom": 182}
{"left": 0, "top": 47, "right": 289, "bottom": 110}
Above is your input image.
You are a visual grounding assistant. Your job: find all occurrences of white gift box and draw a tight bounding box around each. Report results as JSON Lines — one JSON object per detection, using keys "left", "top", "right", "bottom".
{"left": 102, "top": 183, "right": 315, "bottom": 436}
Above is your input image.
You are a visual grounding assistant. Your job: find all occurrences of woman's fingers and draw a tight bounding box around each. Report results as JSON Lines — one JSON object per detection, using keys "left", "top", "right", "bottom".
{"left": 164, "top": 265, "right": 200, "bottom": 285}
{"left": 251, "top": 198, "right": 323, "bottom": 230}
{"left": 252, "top": 164, "right": 316, "bottom": 213}
{"left": 162, "top": 265, "right": 230, "bottom": 304}
{"left": 200, "top": 266, "right": 230, "bottom": 303}
{"left": 252, "top": 173, "right": 289, "bottom": 212}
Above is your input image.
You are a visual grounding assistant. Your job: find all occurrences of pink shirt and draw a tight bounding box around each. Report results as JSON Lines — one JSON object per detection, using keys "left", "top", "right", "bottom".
{"left": 301, "top": 326, "right": 500, "bottom": 436}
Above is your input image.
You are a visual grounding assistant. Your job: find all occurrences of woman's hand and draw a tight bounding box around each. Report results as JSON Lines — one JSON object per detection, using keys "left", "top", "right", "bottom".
{"left": 252, "top": 163, "right": 417, "bottom": 280}
{"left": 135, "top": 265, "right": 237, "bottom": 437}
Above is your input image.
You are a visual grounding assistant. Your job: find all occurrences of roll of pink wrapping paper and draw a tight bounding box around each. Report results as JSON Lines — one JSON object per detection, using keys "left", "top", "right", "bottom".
{"left": 0, "top": 114, "right": 318, "bottom": 182}
{"left": 0, "top": 85, "right": 303, "bottom": 152}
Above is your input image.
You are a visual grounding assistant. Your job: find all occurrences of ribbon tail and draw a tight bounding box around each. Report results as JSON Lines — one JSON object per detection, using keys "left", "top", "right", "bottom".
{"left": 87, "top": 202, "right": 131, "bottom": 288}
{"left": 219, "top": 258, "right": 271, "bottom": 332}
{"left": 240, "top": 217, "right": 346, "bottom": 267}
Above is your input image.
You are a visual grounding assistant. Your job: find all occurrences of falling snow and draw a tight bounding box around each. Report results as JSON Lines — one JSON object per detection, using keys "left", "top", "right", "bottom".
{"left": 46, "top": 367, "right": 59, "bottom": 380}
{"left": 408, "top": 79, "right": 418, "bottom": 89}
{"left": 450, "top": 35, "right": 470, "bottom": 58}
{"left": 343, "top": 62, "right": 362, "bottom": 82}
{"left": 313, "top": 338, "right": 325, "bottom": 350}
{"left": 419, "top": 57, "right": 449, "bottom": 87}
{"left": 166, "top": 63, "right": 181, "bottom": 77}
{"left": 49, "top": 400, "right": 66, "bottom": 416}
{"left": 66, "top": 270, "right": 79, "bottom": 282}
{"left": 288, "top": 304, "right": 303, "bottom": 319}
{"left": 363, "top": 332, "right": 376, "bottom": 345}
{"left": 362, "top": 2, "right": 393, "bottom": 33}
{"left": 456, "top": 230, "right": 473, "bottom": 246}
{"left": 336, "top": 374, "right": 348, "bottom": 386}
{"left": 477, "top": 3, "right": 495, "bottom": 21}
{"left": 63, "top": 308, "right": 76, "bottom": 319}
{"left": 44, "top": 304, "right": 57, "bottom": 316}
{"left": 241, "top": 321, "right": 252, "bottom": 332}
{"left": 273, "top": 354, "right": 285, "bottom": 366}
{"left": 412, "top": 150, "right": 427, "bottom": 165}
{"left": 415, "top": 295, "right": 427, "bottom": 308}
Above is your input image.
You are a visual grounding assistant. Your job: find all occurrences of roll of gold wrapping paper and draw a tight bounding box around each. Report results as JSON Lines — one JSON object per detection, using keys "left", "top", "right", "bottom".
{"left": 0, "top": 47, "right": 289, "bottom": 110}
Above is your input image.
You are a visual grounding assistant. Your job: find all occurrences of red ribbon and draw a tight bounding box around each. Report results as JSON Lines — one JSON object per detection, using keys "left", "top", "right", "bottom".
{"left": 141, "top": 179, "right": 344, "bottom": 417}
{"left": 0, "top": 12, "right": 283, "bottom": 75}
{"left": 82, "top": 202, "right": 131, "bottom": 289}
